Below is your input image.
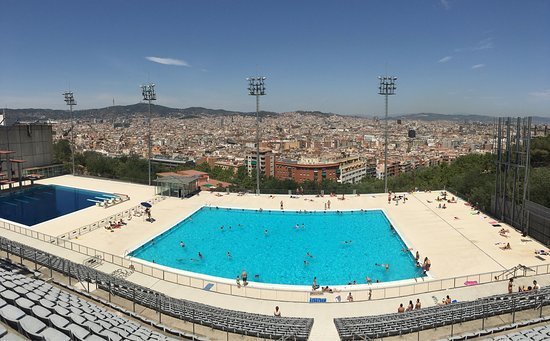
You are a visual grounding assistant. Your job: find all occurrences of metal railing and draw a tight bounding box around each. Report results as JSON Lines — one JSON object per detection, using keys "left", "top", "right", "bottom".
{"left": 1, "top": 218, "right": 549, "bottom": 303}
{"left": 0, "top": 238, "right": 312, "bottom": 341}
{"left": 335, "top": 289, "right": 550, "bottom": 340}
{"left": 57, "top": 196, "right": 166, "bottom": 240}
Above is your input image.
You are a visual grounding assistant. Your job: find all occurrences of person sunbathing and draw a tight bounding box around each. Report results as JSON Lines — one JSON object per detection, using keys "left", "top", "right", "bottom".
{"left": 322, "top": 286, "right": 333, "bottom": 293}
{"left": 499, "top": 229, "right": 510, "bottom": 237}
{"left": 500, "top": 243, "right": 512, "bottom": 250}
{"left": 109, "top": 221, "right": 121, "bottom": 229}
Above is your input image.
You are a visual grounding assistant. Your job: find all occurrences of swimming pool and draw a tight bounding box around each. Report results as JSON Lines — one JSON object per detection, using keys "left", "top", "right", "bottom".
{"left": 130, "top": 207, "right": 424, "bottom": 286}
{"left": 0, "top": 184, "right": 113, "bottom": 226}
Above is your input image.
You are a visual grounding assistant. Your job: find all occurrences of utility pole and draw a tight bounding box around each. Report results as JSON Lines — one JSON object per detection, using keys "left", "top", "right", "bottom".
{"left": 378, "top": 76, "right": 397, "bottom": 193}
{"left": 247, "top": 76, "right": 267, "bottom": 195}
{"left": 141, "top": 83, "right": 156, "bottom": 186}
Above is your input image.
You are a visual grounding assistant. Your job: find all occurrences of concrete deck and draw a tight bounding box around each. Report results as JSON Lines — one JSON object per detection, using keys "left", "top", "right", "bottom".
{"left": 2, "top": 175, "right": 549, "bottom": 340}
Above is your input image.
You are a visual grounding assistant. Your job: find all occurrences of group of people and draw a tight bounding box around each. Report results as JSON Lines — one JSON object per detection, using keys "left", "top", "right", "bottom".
{"left": 436, "top": 193, "right": 457, "bottom": 203}
{"left": 398, "top": 299, "right": 422, "bottom": 312}
{"left": 105, "top": 219, "right": 127, "bottom": 231}
{"left": 437, "top": 295, "right": 453, "bottom": 306}
{"left": 388, "top": 192, "right": 408, "bottom": 205}
{"left": 508, "top": 278, "right": 540, "bottom": 293}
{"left": 303, "top": 252, "right": 314, "bottom": 266}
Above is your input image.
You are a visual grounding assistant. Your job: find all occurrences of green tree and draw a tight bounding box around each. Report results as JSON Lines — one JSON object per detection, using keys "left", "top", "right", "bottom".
{"left": 530, "top": 167, "right": 550, "bottom": 207}
{"left": 53, "top": 139, "right": 71, "bottom": 163}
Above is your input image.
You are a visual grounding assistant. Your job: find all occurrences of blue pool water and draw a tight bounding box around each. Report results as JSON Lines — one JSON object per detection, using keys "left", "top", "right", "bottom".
{"left": 0, "top": 184, "right": 112, "bottom": 226}
{"left": 130, "top": 207, "right": 424, "bottom": 286}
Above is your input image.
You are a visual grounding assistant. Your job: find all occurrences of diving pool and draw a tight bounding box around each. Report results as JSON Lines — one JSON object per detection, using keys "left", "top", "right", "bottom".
{"left": 0, "top": 184, "right": 113, "bottom": 226}
{"left": 130, "top": 207, "right": 424, "bottom": 286}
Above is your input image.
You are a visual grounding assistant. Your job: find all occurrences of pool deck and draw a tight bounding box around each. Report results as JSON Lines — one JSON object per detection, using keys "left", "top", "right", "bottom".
{"left": 4, "top": 175, "right": 550, "bottom": 340}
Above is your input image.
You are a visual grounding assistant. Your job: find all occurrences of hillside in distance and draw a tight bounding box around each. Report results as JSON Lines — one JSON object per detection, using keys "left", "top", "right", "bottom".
{"left": 2, "top": 104, "right": 279, "bottom": 122}
{"left": 389, "top": 113, "right": 550, "bottom": 124}
{"left": 2, "top": 104, "right": 549, "bottom": 124}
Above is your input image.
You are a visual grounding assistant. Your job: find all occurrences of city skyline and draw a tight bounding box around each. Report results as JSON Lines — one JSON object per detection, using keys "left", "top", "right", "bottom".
{"left": 1, "top": 0, "right": 549, "bottom": 116}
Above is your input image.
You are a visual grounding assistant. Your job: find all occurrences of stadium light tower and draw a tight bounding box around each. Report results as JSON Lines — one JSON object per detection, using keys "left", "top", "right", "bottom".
{"left": 247, "top": 76, "right": 266, "bottom": 195}
{"left": 63, "top": 91, "right": 77, "bottom": 175}
{"left": 141, "top": 83, "right": 156, "bottom": 186}
{"left": 378, "top": 76, "right": 397, "bottom": 194}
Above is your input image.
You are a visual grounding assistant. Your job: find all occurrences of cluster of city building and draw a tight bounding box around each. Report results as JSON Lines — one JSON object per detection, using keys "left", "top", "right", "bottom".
{"left": 53, "top": 111, "right": 498, "bottom": 184}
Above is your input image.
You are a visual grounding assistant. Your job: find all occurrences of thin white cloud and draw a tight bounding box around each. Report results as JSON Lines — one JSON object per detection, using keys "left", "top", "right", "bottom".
{"left": 530, "top": 89, "right": 550, "bottom": 98}
{"left": 471, "top": 64, "right": 485, "bottom": 69}
{"left": 145, "top": 56, "right": 190, "bottom": 67}
{"left": 438, "top": 56, "right": 452, "bottom": 63}
{"left": 440, "top": 0, "right": 451, "bottom": 10}
{"left": 474, "top": 37, "right": 494, "bottom": 50}
{"left": 455, "top": 37, "right": 495, "bottom": 52}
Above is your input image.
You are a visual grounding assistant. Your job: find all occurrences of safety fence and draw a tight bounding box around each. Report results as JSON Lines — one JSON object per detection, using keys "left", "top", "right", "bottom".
{"left": 0, "top": 237, "right": 312, "bottom": 341}
{"left": 1, "top": 217, "right": 550, "bottom": 303}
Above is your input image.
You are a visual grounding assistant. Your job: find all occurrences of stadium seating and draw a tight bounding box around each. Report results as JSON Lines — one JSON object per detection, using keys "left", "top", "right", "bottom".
{"left": 441, "top": 321, "right": 550, "bottom": 340}
{"left": 483, "top": 324, "right": 550, "bottom": 341}
{"left": 0, "top": 259, "right": 187, "bottom": 340}
{"left": 0, "top": 236, "right": 313, "bottom": 340}
{"left": 334, "top": 287, "right": 550, "bottom": 340}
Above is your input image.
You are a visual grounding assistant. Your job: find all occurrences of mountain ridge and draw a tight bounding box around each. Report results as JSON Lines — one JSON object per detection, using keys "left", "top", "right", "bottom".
{"left": 2, "top": 104, "right": 549, "bottom": 124}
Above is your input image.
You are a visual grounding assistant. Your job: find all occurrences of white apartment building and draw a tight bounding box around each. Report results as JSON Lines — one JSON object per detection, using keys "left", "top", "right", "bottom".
{"left": 336, "top": 156, "right": 367, "bottom": 184}
{"left": 245, "top": 148, "right": 275, "bottom": 177}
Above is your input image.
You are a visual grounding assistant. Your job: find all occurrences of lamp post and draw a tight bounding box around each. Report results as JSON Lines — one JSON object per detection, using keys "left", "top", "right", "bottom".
{"left": 378, "top": 76, "right": 397, "bottom": 194}
{"left": 247, "top": 76, "right": 266, "bottom": 195}
{"left": 141, "top": 83, "right": 156, "bottom": 186}
{"left": 63, "top": 91, "right": 77, "bottom": 175}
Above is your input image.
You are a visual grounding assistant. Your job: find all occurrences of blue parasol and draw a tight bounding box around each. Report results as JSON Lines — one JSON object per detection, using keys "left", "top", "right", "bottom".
{"left": 141, "top": 202, "right": 152, "bottom": 208}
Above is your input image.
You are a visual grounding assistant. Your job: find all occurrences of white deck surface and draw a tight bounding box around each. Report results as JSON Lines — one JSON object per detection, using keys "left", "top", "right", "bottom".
{"left": 4, "top": 175, "right": 549, "bottom": 340}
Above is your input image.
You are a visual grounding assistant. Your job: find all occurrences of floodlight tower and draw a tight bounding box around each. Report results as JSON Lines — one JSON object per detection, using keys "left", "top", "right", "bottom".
{"left": 141, "top": 83, "right": 156, "bottom": 186}
{"left": 63, "top": 91, "right": 77, "bottom": 175}
{"left": 247, "top": 76, "right": 266, "bottom": 195}
{"left": 378, "top": 76, "right": 397, "bottom": 193}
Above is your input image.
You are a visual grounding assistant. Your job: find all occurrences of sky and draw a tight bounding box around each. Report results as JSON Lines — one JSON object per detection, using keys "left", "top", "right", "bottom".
{"left": 1, "top": 0, "right": 549, "bottom": 116}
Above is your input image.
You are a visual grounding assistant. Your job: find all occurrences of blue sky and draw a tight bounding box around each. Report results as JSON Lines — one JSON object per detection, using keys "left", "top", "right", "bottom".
{"left": 1, "top": 0, "right": 549, "bottom": 116}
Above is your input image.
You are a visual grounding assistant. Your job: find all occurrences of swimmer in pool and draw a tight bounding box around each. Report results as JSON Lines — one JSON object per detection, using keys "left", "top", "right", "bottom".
{"left": 375, "top": 263, "right": 389, "bottom": 270}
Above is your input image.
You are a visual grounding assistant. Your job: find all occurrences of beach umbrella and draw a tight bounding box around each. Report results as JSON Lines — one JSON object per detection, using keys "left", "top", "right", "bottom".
{"left": 141, "top": 202, "right": 152, "bottom": 208}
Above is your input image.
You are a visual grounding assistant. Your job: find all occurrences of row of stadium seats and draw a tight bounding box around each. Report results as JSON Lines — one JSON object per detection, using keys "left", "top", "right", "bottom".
{"left": 482, "top": 323, "right": 550, "bottom": 341}
{"left": 442, "top": 320, "right": 550, "bottom": 340}
{"left": 334, "top": 286, "right": 550, "bottom": 340}
{"left": 0, "top": 261, "right": 185, "bottom": 341}
{"left": 0, "top": 236, "right": 313, "bottom": 340}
